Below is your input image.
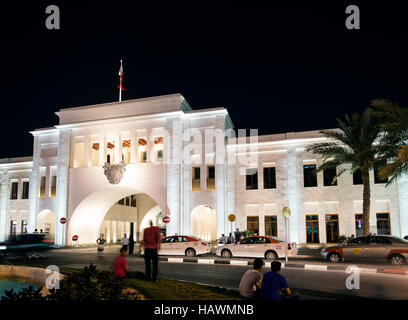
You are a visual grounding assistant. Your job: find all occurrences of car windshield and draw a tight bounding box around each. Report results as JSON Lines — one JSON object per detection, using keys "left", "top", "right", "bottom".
{"left": 389, "top": 236, "right": 408, "bottom": 244}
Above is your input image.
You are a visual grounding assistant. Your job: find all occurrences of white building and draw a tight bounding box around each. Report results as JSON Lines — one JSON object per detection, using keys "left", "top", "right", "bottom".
{"left": 0, "top": 93, "right": 407, "bottom": 246}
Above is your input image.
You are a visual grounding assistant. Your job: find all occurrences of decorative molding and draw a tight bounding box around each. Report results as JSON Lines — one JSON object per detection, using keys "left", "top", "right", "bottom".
{"left": 102, "top": 161, "right": 127, "bottom": 184}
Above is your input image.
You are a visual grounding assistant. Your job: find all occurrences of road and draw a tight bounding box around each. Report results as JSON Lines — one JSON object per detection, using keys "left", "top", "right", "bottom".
{"left": 7, "top": 247, "right": 408, "bottom": 300}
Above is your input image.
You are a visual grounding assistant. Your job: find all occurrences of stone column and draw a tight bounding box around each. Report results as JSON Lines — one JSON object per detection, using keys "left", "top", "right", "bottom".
{"left": 99, "top": 135, "right": 106, "bottom": 166}
{"left": 105, "top": 220, "right": 111, "bottom": 242}
{"left": 111, "top": 220, "right": 117, "bottom": 243}
{"left": 287, "top": 148, "right": 299, "bottom": 243}
{"left": 55, "top": 129, "right": 71, "bottom": 247}
{"left": 0, "top": 175, "right": 8, "bottom": 242}
{"left": 146, "top": 129, "right": 152, "bottom": 162}
{"left": 130, "top": 131, "right": 137, "bottom": 164}
{"left": 28, "top": 135, "right": 40, "bottom": 233}
{"left": 215, "top": 115, "right": 226, "bottom": 239}
{"left": 83, "top": 135, "right": 90, "bottom": 167}
{"left": 165, "top": 118, "right": 182, "bottom": 236}
{"left": 115, "top": 133, "right": 121, "bottom": 164}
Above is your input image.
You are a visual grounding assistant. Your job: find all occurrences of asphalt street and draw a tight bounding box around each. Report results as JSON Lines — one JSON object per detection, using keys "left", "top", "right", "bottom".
{"left": 6, "top": 247, "right": 408, "bottom": 300}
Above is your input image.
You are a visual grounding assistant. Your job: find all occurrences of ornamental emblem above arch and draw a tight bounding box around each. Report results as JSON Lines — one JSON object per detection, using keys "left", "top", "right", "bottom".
{"left": 102, "top": 161, "right": 127, "bottom": 184}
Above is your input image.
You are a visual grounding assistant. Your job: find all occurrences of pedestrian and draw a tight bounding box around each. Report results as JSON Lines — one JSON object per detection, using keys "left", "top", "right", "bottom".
{"left": 122, "top": 233, "right": 129, "bottom": 251}
{"left": 96, "top": 233, "right": 105, "bottom": 258}
{"left": 141, "top": 220, "right": 161, "bottom": 281}
{"left": 261, "top": 261, "right": 299, "bottom": 300}
{"left": 128, "top": 233, "right": 135, "bottom": 255}
{"left": 239, "top": 258, "right": 263, "bottom": 299}
{"left": 234, "top": 228, "right": 242, "bottom": 244}
{"left": 227, "top": 233, "right": 235, "bottom": 244}
{"left": 219, "top": 234, "right": 227, "bottom": 245}
{"left": 113, "top": 247, "right": 130, "bottom": 278}
{"left": 34, "top": 229, "right": 38, "bottom": 233}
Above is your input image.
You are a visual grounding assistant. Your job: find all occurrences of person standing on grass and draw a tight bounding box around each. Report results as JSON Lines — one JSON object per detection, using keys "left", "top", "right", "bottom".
{"left": 128, "top": 234, "right": 135, "bottom": 255}
{"left": 141, "top": 220, "right": 161, "bottom": 281}
{"left": 96, "top": 233, "right": 105, "bottom": 258}
{"left": 239, "top": 258, "right": 263, "bottom": 299}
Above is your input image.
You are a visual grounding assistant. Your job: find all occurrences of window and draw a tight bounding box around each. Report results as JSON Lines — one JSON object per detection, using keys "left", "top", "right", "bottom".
{"left": 240, "top": 237, "right": 255, "bottom": 244}
{"left": 254, "top": 237, "right": 271, "bottom": 244}
{"left": 265, "top": 216, "right": 278, "bottom": 237}
{"left": 263, "top": 167, "right": 276, "bottom": 189}
{"left": 247, "top": 217, "right": 259, "bottom": 235}
{"left": 348, "top": 236, "right": 369, "bottom": 244}
{"left": 10, "top": 221, "right": 17, "bottom": 234}
{"left": 157, "top": 150, "right": 163, "bottom": 161}
{"left": 376, "top": 213, "right": 391, "bottom": 235}
{"left": 374, "top": 166, "right": 389, "bottom": 184}
{"left": 355, "top": 214, "right": 363, "bottom": 237}
{"left": 22, "top": 181, "right": 29, "bottom": 199}
{"left": 353, "top": 169, "right": 363, "bottom": 185}
{"left": 304, "top": 165, "right": 317, "bottom": 187}
{"left": 39, "top": 176, "right": 46, "bottom": 198}
{"left": 325, "top": 214, "right": 339, "bottom": 243}
{"left": 206, "top": 166, "right": 215, "bottom": 191}
{"left": 118, "top": 198, "right": 125, "bottom": 205}
{"left": 21, "top": 220, "right": 28, "bottom": 233}
{"left": 192, "top": 167, "right": 200, "bottom": 191}
{"left": 125, "top": 197, "right": 130, "bottom": 206}
{"left": 10, "top": 182, "right": 18, "bottom": 200}
{"left": 323, "top": 167, "right": 337, "bottom": 186}
{"left": 131, "top": 195, "right": 137, "bottom": 207}
{"left": 246, "top": 168, "right": 258, "bottom": 190}
{"left": 50, "top": 176, "right": 56, "bottom": 198}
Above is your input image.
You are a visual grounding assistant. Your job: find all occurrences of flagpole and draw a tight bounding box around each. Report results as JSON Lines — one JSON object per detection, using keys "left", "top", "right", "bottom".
{"left": 119, "top": 60, "right": 123, "bottom": 102}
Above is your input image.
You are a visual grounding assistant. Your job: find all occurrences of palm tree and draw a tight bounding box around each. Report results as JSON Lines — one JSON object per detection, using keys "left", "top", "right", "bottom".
{"left": 306, "top": 108, "right": 382, "bottom": 236}
{"left": 371, "top": 99, "right": 408, "bottom": 183}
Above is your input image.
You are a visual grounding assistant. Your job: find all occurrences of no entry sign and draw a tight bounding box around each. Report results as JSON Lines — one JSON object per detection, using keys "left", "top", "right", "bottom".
{"left": 163, "top": 216, "right": 171, "bottom": 224}
{"left": 72, "top": 235, "right": 79, "bottom": 241}
{"left": 60, "top": 217, "right": 66, "bottom": 224}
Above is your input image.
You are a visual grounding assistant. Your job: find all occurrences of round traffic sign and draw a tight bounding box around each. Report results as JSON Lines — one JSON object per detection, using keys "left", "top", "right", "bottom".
{"left": 60, "top": 217, "right": 66, "bottom": 224}
{"left": 282, "top": 207, "right": 291, "bottom": 219}
{"left": 72, "top": 235, "right": 79, "bottom": 241}
{"left": 228, "top": 214, "right": 236, "bottom": 222}
{"left": 163, "top": 216, "right": 171, "bottom": 224}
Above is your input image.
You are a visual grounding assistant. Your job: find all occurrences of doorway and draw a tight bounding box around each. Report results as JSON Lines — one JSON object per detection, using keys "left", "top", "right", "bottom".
{"left": 306, "top": 215, "right": 319, "bottom": 243}
{"left": 325, "top": 214, "right": 339, "bottom": 243}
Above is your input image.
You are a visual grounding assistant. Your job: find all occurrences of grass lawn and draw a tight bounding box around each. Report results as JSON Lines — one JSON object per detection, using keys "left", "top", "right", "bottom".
{"left": 124, "top": 277, "right": 243, "bottom": 300}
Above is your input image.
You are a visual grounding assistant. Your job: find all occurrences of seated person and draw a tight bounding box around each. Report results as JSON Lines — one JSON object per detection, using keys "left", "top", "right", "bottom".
{"left": 239, "top": 258, "right": 263, "bottom": 298}
{"left": 261, "top": 261, "right": 298, "bottom": 300}
{"left": 113, "top": 247, "right": 130, "bottom": 278}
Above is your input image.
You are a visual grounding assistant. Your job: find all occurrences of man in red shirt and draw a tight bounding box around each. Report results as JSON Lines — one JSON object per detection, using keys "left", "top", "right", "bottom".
{"left": 113, "top": 247, "right": 130, "bottom": 278}
{"left": 141, "top": 220, "right": 161, "bottom": 281}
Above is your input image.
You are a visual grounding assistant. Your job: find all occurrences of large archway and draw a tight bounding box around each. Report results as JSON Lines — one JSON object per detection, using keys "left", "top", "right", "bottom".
{"left": 68, "top": 186, "right": 165, "bottom": 245}
{"left": 190, "top": 205, "right": 217, "bottom": 241}
{"left": 36, "top": 210, "right": 56, "bottom": 240}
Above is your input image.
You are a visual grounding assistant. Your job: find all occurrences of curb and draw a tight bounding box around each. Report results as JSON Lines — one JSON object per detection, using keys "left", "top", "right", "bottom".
{"left": 157, "top": 257, "right": 408, "bottom": 276}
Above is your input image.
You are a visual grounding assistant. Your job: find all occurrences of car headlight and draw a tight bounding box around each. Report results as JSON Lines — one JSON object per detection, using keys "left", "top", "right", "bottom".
{"left": 0, "top": 246, "right": 6, "bottom": 250}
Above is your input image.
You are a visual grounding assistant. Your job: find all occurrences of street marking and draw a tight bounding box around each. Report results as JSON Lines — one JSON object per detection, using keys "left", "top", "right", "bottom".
{"left": 168, "top": 258, "right": 184, "bottom": 263}
{"left": 198, "top": 259, "right": 214, "bottom": 264}
{"left": 230, "top": 260, "right": 249, "bottom": 266}
{"left": 305, "top": 264, "right": 328, "bottom": 271}
{"left": 357, "top": 268, "right": 377, "bottom": 273}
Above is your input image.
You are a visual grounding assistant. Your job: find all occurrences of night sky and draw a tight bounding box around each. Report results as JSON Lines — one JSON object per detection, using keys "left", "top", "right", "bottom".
{"left": 1, "top": 2, "right": 408, "bottom": 158}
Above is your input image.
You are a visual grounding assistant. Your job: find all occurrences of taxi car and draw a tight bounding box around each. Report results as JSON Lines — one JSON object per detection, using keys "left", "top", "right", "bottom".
{"left": 0, "top": 233, "right": 54, "bottom": 261}
{"left": 141, "top": 235, "right": 211, "bottom": 257}
{"left": 321, "top": 235, "right": 408, "bottom": 265}
{"left": 215, "top": 236, "right": 298, "bottom": 260}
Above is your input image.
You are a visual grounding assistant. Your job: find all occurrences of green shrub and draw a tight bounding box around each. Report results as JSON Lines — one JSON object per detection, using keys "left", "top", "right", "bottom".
{"left": 1, "top": 264, "right": 141, "bottom": 301}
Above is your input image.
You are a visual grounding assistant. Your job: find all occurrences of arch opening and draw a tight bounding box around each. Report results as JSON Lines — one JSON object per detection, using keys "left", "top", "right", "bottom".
{"left": 36, "top": 209, "right": 56, "bottom": 240}
{"left": 68, "top": 186, "right": 166, "bottom": 245}
{"left": 190, "top": 205, "right": 217, "bottom": 241}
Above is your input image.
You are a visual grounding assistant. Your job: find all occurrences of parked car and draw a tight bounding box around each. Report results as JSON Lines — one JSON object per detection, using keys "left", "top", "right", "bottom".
{"left": 321, "top": 235, "right": 408, "bottom": 265}
{"left": 141, "top": 235, "right": 211, "bottom": 257}
{"left": 216, "top": 236, "right": 298, "bottom": 260}
{"left": 0, "top": 233, "right": 54, "bottom": 260}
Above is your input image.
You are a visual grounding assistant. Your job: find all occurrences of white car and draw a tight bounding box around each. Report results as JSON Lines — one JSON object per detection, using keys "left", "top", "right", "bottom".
{"left": 216, "top": 236, "right": 298, "bottom": 260}
{"left": 141, "top": 235, "right": 211, "bottom": 257}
